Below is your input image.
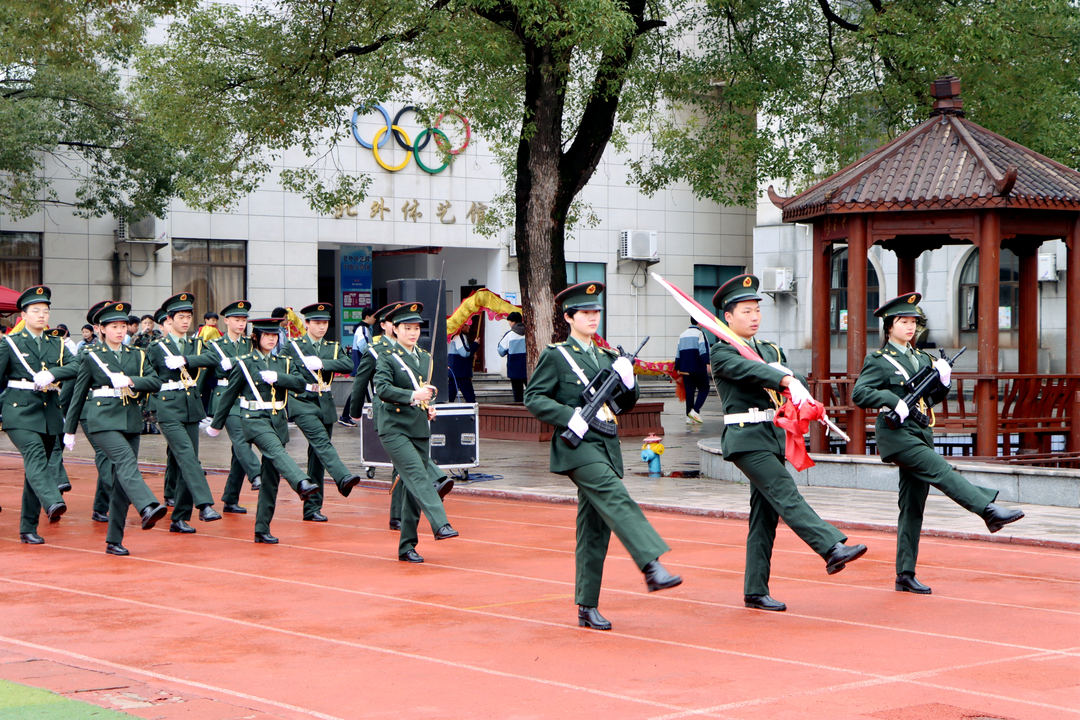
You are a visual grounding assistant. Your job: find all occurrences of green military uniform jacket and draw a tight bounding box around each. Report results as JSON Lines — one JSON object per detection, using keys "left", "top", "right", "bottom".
{"left": 852, "top": 346, "right": 937, "bottom": 459}
{"left": 0, "top": 330, "right": 78, "bottom": 434}
{"left": 203, "top": 334, "right": 253, "bottom": 418}
{"left": 282, "top": 334, "right": 353, "bottom": 423}
{"left": 709, "top": 338, "right": 803, "bottom": 459}
{"left": 63, "top": 345, "right": 162, "bottom": 435}
{"left": 350, "top": 334, "right": 394, "bottom": 422}
{"left": 210, "top": 351, "right": 307, "bottom": 444}
{"left": 146, "top": 334, "right": 218, "bottom": 423}
{"left": 373, "top": 343, "right": 434, "bottom": 438}
{"left": 523, "top": 336, "right": 639, "bottom": 476}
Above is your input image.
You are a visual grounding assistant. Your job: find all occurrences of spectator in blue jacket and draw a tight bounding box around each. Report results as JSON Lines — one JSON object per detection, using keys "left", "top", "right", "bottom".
{"left": 497, "top": 312, "right": 527, "bottom": 402}
{"left": 675, "top": 318, "right": 710, "bottom": 424}
{"left": 448, "top": 329, "right": 480, "bottom": 403}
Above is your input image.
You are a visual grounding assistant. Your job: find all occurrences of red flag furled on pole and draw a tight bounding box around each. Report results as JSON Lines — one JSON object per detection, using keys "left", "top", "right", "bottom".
{"left": 650, "top": 273, "right": 847, "bottom": 471}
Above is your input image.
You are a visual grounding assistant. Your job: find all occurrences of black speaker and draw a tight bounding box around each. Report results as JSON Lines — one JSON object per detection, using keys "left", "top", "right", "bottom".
{"left": 386, "top": 278, "right": 448, "bottom": 400}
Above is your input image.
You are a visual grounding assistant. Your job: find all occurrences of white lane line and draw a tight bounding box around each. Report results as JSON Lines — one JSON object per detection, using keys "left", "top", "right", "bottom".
{"left": 0, "top": 576, "right": 731, "bottom": 720}
{"left": 0, "top": 635, "right": 347, "bottom": 720}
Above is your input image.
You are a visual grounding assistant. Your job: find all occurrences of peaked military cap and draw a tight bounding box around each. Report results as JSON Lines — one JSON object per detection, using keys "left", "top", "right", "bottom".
{"left": 221, "top": 300, "right": 251, "bottom": 318}
{"left": 388, "top": 302, "right": 424, "bottom": 325}
{"left": 301, "top": 302, "right": 333, "bottom": 321}
{"left": 375, "top": 302, "right": 405, "bottom": 323}
{"left": 96, "top": 301, "right": 132, "bottom": 326}
{"left": 153, "top": 306, "right": 168, "bottom": 325}
{"left": 87, "top": 299, "right": 114, "bottom": 325}
{"left": 249, "top": 317, "right": 283, "bottom": 333}
{"left": 875, "top": 292, "right": 923, "bottom": 319}
{"left": 712, "top": 274, "right": 762, "bottom": 309}
{"left": 555, "top": 281, "right": 605, "bottom": 312}
{"left": 17, "top": 285, "right": 51, "bottom": 310}
{"left": 162, "top": 292, "right": 195, "bottom": 315}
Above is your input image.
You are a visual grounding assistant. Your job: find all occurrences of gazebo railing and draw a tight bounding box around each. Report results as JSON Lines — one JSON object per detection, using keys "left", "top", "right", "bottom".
{"left": 807, "top": 372, "right": 1080, "bottom": 466}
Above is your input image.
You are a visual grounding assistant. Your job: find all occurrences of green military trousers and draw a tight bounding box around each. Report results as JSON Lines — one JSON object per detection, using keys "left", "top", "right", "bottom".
{"left": 567, "top": 462, "right": 671, "bottom": 608}
{"left": 379, "top": 433, "right": 447, "bottom": 555}
{"left": 157, "top": 420, "right": 214, "bottom": 521}
{"left": 884, "top": 443, "right": 997, "bottom": 575}
{"left": 291, "top": 414, "right": 352, "bottom": 518}
{"left": 91, "top": 430, "right": 159, "bottom": 546}
{"left": 221, "top": 415, "right": 261, "bottom": 506}
{"left": 390, "top": 469, "right": 404, "bottom": 521}
{"left": 6, "top": 428, "right": 64, "bottom": 534}
{"left": 163, "top": 445, "right": 177, "bottom": 501}
{"left": 80, "top": 418, "right": 114, "bottom": 516}
{"left": 731, "top": 451, "right": 847, "bottom": 597}
{"left": 46, "top": 436, "right": 70, "bottom": 491}
{"left": 250, "top": 430, "right": 311, "bottom": 535}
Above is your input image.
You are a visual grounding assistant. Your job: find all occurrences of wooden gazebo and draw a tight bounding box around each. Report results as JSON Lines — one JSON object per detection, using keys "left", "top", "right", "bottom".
{"left": 769, "top": 77, "right": 1080, "bottom": 460}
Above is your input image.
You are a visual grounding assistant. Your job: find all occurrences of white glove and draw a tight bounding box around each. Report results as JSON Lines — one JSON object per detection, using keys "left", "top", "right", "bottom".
{"left": 567, "top": 408, "right": 589, "bottom": 438}
{"left": 259, "top": 370, "right": 278, "bottom": 384}
{"left": 786, "top": 378, "right": 814, "bottom": 407}
{"left": 220, "top": 357, "right": 233, "bottom": 372}
{"left": 63, "top": 433, "right": 76, "bottom": 452}
{"left": 110, "top": 373, "right": 132, "bottom": 389}
{"left": 894, "top": 398, "right": 910, "bottom": 423}
{"left": 33, "top": 370, "right": 55, "bottom": 389}
{"left": 165, "top": 355, "right": 186, "bottom": 369}
{"left": 934, "top": 358, "right": 952, "bottom": 387}
{"left": 304, "top": 355, "right": 323, "bottom": 372}
{"left": 612, "top": 356, "right": 635, "bottom": 389}
{"left": 768, "top": 361, "right": 793, "bottom": 376}
{"left": 205, "top": 426, "right": 221, "bottom": 437}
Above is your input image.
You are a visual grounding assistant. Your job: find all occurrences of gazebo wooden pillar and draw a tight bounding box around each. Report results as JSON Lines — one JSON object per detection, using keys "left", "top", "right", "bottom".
{"left": 768, "top": 76, "right": 1080, "bottom": 461}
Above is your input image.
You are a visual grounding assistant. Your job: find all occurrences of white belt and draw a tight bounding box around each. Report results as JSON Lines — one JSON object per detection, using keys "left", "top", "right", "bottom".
{"left": 6, "top": 379, "right": 53, "bottom": 391}
{"left": 724, "top": 408, "right": 776, "bottom": 425}
{"left": 218, "top": 379, "right": 229, "bottom": 387}
{"left": 92, "top": 387, "right": 126, "bottom": 398}
{"left": 304, "top": 383, "right": 332, "bottom": 393}
{"left": 160, "top": 380, "right": 188, "bottom": 392}
{"left": 240, "top": 398, "right": 286, "bottom": 411}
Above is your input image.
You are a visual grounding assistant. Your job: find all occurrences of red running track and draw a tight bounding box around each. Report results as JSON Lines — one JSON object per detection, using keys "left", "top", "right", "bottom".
{"left": 0, "top": 457, "right": 1077, "bottom": 720}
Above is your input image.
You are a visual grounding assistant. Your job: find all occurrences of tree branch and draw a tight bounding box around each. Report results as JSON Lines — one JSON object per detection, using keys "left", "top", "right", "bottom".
{"left": 816, "top": 0, "right": 860, "bottom": 32}
{"left": 333, "top": 0, "right": 451, "bottom": 58}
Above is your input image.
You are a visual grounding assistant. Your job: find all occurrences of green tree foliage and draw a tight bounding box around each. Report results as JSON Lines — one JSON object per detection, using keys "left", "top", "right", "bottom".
{"left": 0, "top": 0, "right": 194, "bottom": 220}
{"left": 137, "top": 0, "right": 672, "bottom": 359}
{"left": 632, "top": 0, "right": 1080, "bottom": 203}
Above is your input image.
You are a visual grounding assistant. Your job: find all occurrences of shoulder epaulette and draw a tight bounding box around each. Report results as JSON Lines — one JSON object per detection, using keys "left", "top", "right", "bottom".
{"left": 874, "top": 350, "right": 883, "bottom": 356}
{"left": 547, "top": 341, "right": 567, "bottom": 348}
{"left": 599, "top": 346, "right": 618, "bottom": 356}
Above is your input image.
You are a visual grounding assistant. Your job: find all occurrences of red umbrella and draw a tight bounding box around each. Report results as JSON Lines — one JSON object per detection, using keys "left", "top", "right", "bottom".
{"left": 0, "top": 285, "right": 19, "bottom": 314}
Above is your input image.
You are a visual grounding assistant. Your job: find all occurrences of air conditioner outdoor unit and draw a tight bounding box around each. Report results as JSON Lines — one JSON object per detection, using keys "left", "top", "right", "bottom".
{"left": 619, "top": 229, "right": 658, "bottom": 262}
{"left": 116, "top": 216, "right": 168, "bottom": 251}
{"left": 761, "top": 267, "right": 795, "bottom": 293}
{"left": 506, "top": 230, "right": 517, "bottom": 258}
{"left": 1038, "top": 252, "right": 1058, "bottom": 281}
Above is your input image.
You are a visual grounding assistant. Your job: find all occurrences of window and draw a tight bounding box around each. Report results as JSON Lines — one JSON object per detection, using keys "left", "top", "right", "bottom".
{"left": 958, "top": 248, "right": 1019, "bottom": 331}
{"left": 830, "top": 248, "right": 879, "bottom": 335}
{"left": 1, "top": 232, "right": 42, "bottom": 328}
{"left": 565, "top": 261, "right": 606, "bottom": 337}
{"left": 172, "top": 239, "right": 247, "bottom": 323}
{"left": 693, "top": 264, "right": 745, "bottom": 310}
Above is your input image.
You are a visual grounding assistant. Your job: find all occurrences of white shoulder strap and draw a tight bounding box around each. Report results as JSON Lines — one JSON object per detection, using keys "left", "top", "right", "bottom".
{"left": 556, "top": 346, "right": 591, "bottom": 386}
{"left": 881, "top": 353, "right": 912, "bottom": 382}
{"left": 4, "top": 335, "right": 37, "bottom": 376}
{"left": 237, "top": 358, "right": 265, "bottom": 403}
{"left": 392, "top": 353, "right": 423, "bottom": 392}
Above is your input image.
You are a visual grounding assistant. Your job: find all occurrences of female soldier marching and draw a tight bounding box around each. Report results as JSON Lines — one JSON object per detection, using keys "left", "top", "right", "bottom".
{"left": 853, "top": 293, "right": 1024, "bottom": 594}
{"left": 62, "top": 302, "right": 169, "bottom": 555}
{"left": 207, "top": 317, "right": 318, "bottom": 544}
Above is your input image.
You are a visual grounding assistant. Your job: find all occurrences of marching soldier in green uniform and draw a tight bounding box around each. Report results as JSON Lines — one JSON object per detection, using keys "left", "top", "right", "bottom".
{"left": 853, "top": 293, "right": 1023, "bottom": 594}
{"left": 524, "top": 282, "right": 682, "bottom": 631}
{"left": 147, "top": 292, "right": 222, "bottom": 532}
{"left": 373, "top": 302, "right": 458, "bottom": 563}
{"left": 0, "top": 286, "right": 78, "bottom": 543}
{"left": 710, "top": 274, "right": 867, "bottom": 612}
{"left": 281, "top": 301, "right": 362, "bottom": 521}
{"left": 150, "top": 306, "right": 179, "bottom": 503}
{"left": 208, "top": 317, "right": 318, "bottom": 543}
{"left": 49, "top": 327, "right": 75, "bottom": 498}
{"left": 62, "top": 302, "right": 169, "bottom": 555}
{"left": 203, "top": 300, "right": 261, "bottom": 513}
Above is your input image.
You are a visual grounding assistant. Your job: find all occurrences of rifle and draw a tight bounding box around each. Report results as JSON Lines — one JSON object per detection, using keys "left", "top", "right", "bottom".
{"left": 881, "top": 346, "right": 966, "bottom": 430}
{"left": 560, "top": 336, "right": 649, "bottom": 448}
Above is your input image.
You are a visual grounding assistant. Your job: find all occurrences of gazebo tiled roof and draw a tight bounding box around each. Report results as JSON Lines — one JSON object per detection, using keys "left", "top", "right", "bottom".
{"left": 770, "top": 79, "right": 1080, "bottom": 222}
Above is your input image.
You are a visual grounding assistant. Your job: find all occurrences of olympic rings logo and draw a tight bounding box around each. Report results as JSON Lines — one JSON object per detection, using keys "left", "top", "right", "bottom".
{"left": 351, "top": 104, "right": 471, "bottom": 174}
